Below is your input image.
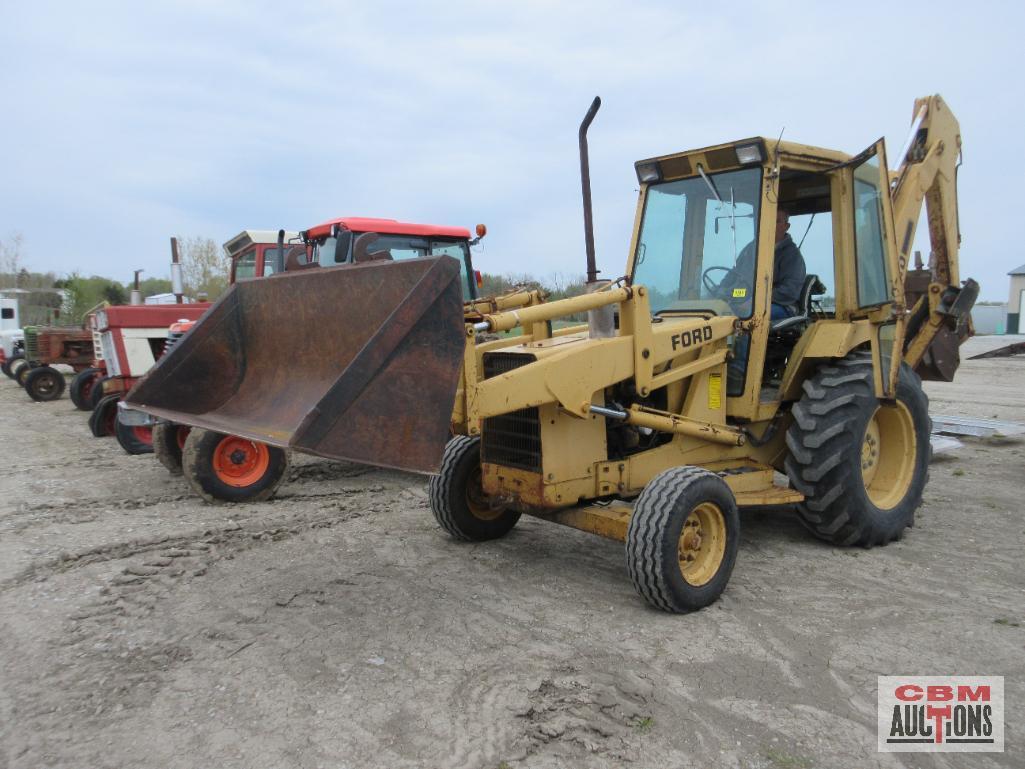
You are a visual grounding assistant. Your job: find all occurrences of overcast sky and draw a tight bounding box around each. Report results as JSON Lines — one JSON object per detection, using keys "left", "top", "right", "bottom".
{"left": 0, "top": 0, "right": 1019, "bottom": 300}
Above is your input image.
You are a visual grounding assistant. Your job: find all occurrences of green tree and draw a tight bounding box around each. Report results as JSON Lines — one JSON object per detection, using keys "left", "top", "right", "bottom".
{"left": 177, "top": 236, "right": 229, "bottom": 300}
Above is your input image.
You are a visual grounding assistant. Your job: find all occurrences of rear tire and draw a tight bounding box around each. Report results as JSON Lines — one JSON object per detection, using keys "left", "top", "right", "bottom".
{"left": 784, "top": 351, "right": 930, "bottom": 546}
{"left": 69, "top": 367, "right": 101, "bottom": 410}
{"left": 182, "top": 429, "right": 289, "bottom": 504}
{"left": 2, "top": 351, "right": 24, "bottom": 378}
{"left": 16, "top": 363, "right": 34, "bottom": 388}
{"left": 153, "top": 422, "right": 190, "bottom": 475}
{"left": 89, "top": 394, "right": 120, "bottom": 437}
{"left": 626, "top": 466, "right": 740, "bottom": 613}
{"left": 428, "top": 435, "right": 520, "bottom": 541}
{"left": 114, "top": 415, "right": 154, "bottom": 455}
{"left": 24, "top": 366, "right": 66, "bottom": 401}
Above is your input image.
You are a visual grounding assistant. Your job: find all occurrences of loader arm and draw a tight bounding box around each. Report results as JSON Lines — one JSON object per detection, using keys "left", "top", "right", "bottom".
{"left": 890, "top": 95, "right": 978, "bottom": 380}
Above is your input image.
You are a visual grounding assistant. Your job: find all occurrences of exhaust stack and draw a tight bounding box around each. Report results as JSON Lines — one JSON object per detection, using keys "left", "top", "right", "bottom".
{"left": 578, "top": 96, "right": 614, "bottom": 339}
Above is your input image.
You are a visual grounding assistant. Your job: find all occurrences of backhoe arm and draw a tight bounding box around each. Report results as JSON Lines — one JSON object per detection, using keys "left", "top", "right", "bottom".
{"left": 891, "top": 95, "right": 978, "bottom": 380}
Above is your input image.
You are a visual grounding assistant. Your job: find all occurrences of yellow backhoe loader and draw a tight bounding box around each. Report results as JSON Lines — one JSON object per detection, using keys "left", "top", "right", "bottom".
{"left": 126, "top": 95, "right": 975, "bottom": 612}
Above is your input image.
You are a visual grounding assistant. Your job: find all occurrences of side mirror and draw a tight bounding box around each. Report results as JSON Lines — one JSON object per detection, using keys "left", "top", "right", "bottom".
{"left": 470, "top": 223, "right": 487, "bottom": 246}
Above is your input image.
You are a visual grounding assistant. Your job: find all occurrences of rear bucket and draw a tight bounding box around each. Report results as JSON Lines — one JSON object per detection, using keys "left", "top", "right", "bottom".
{"left": 125, "top": 256, "right": 466, "bottom": 474}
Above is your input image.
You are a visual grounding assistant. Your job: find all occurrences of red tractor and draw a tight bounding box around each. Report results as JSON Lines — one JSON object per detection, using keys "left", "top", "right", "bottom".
{"left": 82, "top": 231, "right": 295, "bottom": 452}
{"left": 124, "top": 216, "right": 487, "bottom": 503}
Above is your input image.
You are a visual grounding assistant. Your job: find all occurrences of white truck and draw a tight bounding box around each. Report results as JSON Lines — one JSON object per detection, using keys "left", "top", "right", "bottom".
{"left": 0, "top": 294, "right": 25, "bottom": 378}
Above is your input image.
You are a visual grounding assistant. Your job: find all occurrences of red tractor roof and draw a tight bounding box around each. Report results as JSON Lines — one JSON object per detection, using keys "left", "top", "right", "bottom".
{"left": 100, "top": 304, "right": 211, "bottom": 330}
{"left": 304, "top": 217, "right": 471, "bottom": 241}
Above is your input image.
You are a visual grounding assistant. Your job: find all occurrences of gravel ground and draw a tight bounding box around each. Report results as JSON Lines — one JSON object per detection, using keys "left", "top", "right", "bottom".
{"left": 0, "top": 337, "right": 1022, "bottom": 769}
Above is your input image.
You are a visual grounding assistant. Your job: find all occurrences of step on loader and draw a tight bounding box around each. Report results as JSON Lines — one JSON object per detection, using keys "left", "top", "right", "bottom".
{"left": 126, "top": 95, "right": 974, "bottom": 611}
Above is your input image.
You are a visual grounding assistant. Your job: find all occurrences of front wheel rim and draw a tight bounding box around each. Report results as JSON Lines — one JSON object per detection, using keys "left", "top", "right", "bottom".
{"left": 213, "top": 437, "right": 270, "bottom": 488}
{"left": 678, "top": 502, "right": 727, "bottom": 586}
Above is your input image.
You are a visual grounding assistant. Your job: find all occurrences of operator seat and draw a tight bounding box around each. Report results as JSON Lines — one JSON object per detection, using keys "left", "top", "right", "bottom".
{"left": 763, "top": 274, "right": 826, "bottom": 385}
{"left": 770, "top": 274, "right": 826, "bottom": 333}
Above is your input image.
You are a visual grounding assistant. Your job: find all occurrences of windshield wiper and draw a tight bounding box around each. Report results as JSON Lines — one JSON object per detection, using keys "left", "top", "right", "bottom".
{"left": 697, "top": 164, "right": 723, "bottom": 204}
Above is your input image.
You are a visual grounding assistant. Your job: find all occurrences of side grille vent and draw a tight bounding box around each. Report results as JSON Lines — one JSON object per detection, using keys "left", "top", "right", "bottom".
{"left": 481, "top": 352, "right": 541, "bottom": 472}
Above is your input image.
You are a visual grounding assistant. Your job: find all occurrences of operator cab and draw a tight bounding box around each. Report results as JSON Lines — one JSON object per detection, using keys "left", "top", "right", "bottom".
{"left": 629, "top": 135, "right": 893, "bottom": 401}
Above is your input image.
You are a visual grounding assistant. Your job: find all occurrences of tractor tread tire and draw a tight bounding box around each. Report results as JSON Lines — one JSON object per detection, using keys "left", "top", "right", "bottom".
{"left": 89, "top": 394, "right": 120, "bottom": 437}
{"left": 784, "top": 351, "right": 930, "bottom": 547}
{"left": 16, "top": 363, "right": 34, "bottom": 388}
{"left": 182, "top": 428, "right": 289, "bottom": 505}
{"left": 69, "top": 367, "right": 101, "bottom": 410}
{"left": 89, "top": 376, "right": 113, "bottom": 411}
{"left": 153, "top": 423, "right": 186, "bottom": 475}
{"left": 25, "top": 365, "right": 66, "bottom": 401}
{"left": 114, "top": 415, "right": 154, "bottom": 455}
{"left": 429, "top": 435, "right": 520, "bottom": 541}
{"left": 625, "top": 466, "right": 739, "bottom": 613}
{"left": 2, "top": 351, "right": 24, "bottom": 378}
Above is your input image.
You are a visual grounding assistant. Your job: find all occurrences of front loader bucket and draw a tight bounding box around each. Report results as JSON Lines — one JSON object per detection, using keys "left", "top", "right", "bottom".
{"left": 125, "top": 256, "right": 466, "bottom": 474}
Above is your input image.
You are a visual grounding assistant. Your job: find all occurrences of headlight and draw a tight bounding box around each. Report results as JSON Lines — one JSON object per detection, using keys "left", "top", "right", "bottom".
{"left": 635, "top": 162, "right": 662, "bottom": 184}
{"left": 735, "top": 143, "right": 765, "bottom": 165}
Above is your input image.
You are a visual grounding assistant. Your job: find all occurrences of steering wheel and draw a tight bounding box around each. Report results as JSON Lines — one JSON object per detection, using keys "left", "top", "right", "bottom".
{"left": 702, "top": 265, "right": 753, "bottom": 310}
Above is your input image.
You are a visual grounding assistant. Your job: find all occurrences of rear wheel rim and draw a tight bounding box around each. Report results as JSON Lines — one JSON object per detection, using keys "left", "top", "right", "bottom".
{"left": 35, "top": 373, "right": 59, "bottom": 396}
{"left": 176, "top": 426, "right": 190, "bottom": 450}
{"left": 677, "top": 502, "right": 727, "bottom": 587}
{"left": 132, "top": 425, "right": 153, "bottom": 445}
{"left": 213, "top": 437, "right": 270, "bottom": 488}
{"left": 861, "top": 402, "right": 916, "bottom": 509}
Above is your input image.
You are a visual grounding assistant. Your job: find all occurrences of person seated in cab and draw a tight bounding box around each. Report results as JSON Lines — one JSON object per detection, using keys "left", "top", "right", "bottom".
{"left": 721, "top": 206, "right": 806, "bottom": 319}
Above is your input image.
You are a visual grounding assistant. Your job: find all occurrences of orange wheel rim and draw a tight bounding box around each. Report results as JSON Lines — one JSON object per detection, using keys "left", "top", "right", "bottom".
{"left": 176, "top": 426, "right": 190, "bottom": 450}
{"left": 213, "top": 436, "right": 270, "bottom": 487}
{"left": 132, "top": 425, "right": 153, "bottom": 444}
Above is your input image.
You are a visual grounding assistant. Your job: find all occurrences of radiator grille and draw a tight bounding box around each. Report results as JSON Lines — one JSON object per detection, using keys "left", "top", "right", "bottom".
{"left": 481, "top": 352, "right": 541, "bottom": 472}
{"left": 23, "top": 327, "right": 38, "bottom": 362}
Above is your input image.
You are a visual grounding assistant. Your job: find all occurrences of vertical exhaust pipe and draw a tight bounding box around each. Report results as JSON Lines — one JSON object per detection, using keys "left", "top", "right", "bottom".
{"left": 275, "top": 229, "right": 286, "bottom": 274}
{"left": 579, "top": 96, "right": 601, "bottom": 284}
{"left": 579, "top": 96, "right": 614, "bottom": 338}
{"left": 130, "top": 269, "right": 144, "bottom": 305}
{"left": 170, "top": 237, "right": 184, "bottom": 304}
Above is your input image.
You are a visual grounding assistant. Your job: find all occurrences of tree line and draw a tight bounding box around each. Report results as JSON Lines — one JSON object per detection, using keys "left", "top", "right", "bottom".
{"left": 1, "top": 232, "right": 590, "bottom": 326}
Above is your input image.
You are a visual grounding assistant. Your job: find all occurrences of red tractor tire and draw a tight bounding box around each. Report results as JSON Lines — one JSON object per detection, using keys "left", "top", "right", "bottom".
{"left": 115, "top": 414, "right": 154, "bottom": 455}
{"left": 182, "top": 429, "right": 289, "bottom": 504}
{"left": 152, "top": 422, "right": 191, "bottom": 475}
{"left": 69, "top": 367, "right": 102, "bottom": 411}
{"left": 88, "top": 376, "right": 114, "bottom": 411}
{"left": 89, "top": 394, "right": 120, "bottom": 438}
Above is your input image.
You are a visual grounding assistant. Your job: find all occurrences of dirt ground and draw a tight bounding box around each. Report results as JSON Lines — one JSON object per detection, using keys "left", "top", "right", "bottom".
{"left": 1, "top": 337, "right": 1022, "bottom": 769}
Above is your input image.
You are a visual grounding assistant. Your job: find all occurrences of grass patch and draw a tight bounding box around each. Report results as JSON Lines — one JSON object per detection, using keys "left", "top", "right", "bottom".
{"left": 633, "top": 715, "right": 655, "bottom": 733}
{"left": 765, "top": 747, "right": 813, "bottom": 769}
{"left": 952, "top": 468, "right": 965, "bottom": 477}
{"left": 994, "top": 617, "right": 1021, "bottom": 627}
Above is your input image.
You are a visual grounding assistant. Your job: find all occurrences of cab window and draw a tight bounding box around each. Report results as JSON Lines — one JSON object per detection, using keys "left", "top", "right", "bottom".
{"left": 234, "top": 249, "right": 257, "bottom": 281}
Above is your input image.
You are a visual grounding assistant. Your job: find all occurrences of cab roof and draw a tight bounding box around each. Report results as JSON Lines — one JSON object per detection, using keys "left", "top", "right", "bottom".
{"left": 223, "top": 230, "right": 300, "bottom": 258}
{"left": 304, "top": 217, "right": 471, "bottom": 241}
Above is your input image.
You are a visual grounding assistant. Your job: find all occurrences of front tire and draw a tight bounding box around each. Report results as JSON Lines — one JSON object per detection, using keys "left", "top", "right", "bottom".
{"left": 2, "top": 351, "right": 24, "bottom": 378}
{"left": 89, "top": 394, "right": 120, "bottom": 437}
{"left": 182, "top": 429, "right": 289, "bottom": 504}
{"left": 429, "top": 435, "right": 520, "bottom": 541}
{"left": 16, "top": 363, "right": 34, "bottom": 388}
{"left": 153, "top": 422, "right": 190, "bottom": 475}
{"left": 784, "top": 351, "right": 930, "bottom": 546}
{"left": 25, "top": 366, "right": 66, "bottom": 401}
{"left": 626, "top": 466, "right": 740, "bottom": 613}
{"left": 69, "top": 367, "right": 102, "bottom": 410}
{"left": 114, "top": 415, "right": 154, "bottom": 455}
